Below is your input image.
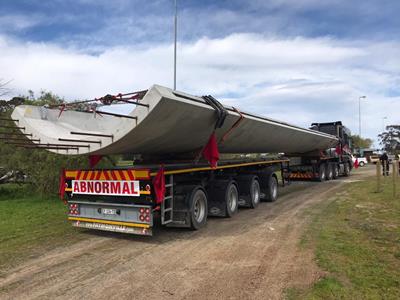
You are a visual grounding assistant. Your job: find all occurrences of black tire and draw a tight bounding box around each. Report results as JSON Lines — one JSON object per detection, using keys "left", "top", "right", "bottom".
{"left": 317, "top": 164, "right": 326, "bottom": 182}
{"left": 188, "top": 187, "right": 208, "bottom": 230}
{"left": 264, "top": 174, "right": 278, "bottom": 202}
{"left": 332, "top": 163, "right": 339, "bottom": 179}
{"left": 344, "top": 162, "right": 350, "bottom": 177}
{"left": 225, "top": 181, "right": 239, "bottom": 217}
{"left": 359, "top": 161, "right": 365, "bottom": 167}
{"left": 237, "top": 175, "right": 261, "bottom": 208}
{"left": 326, "top": 163, "right": 333, "bottom": 180}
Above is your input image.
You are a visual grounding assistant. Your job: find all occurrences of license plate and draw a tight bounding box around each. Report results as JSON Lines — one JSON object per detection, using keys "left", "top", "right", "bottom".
{"left": 102, "top": 208, "right": 117, "bottom": 215}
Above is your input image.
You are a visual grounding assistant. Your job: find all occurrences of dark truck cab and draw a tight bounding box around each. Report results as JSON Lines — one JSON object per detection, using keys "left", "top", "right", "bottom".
{"left": 286, "top": 121, "right": 353, "bottom": 181}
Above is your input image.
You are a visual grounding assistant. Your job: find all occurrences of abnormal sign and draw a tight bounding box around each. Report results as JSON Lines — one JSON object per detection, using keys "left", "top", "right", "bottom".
{"left": 72, "top": 180, "right": 140, "bottom": 197}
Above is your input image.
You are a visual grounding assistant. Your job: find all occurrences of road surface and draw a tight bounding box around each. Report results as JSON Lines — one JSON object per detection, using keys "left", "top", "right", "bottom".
{"left": 0, "top": 167, "right": 374, "bottom": 300}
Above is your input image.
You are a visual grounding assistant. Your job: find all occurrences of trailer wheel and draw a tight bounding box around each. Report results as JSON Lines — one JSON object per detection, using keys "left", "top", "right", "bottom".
{"left": 249, "top": 178, "right": 261, "bottom": 208}
{"left": 332, "top": 164, "right": 339, "bottom": 179}
{"left": 225, "top": 181, "right": 239, "bottom": 217}
{"left": 326, "top": 163, "right": 333, "bottom": 180}
{"left": 317, "top": 164, "right": 326, "bottom": 182}
{"left": 343, "top": 162, "right": 351, "bottom": 177}
{"left": 189, "top": 187, "right": 208, "bottom": 230}
{"left": 264, "top": 174, "right": 278, "bottom": 202}
{"left": 237, "top": 175, "right": 261, "bottom": 208}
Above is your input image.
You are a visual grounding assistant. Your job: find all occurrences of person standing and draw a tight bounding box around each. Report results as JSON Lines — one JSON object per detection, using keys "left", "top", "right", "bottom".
{"left": 380, "top": 152, "right": 390, "bottom": 176}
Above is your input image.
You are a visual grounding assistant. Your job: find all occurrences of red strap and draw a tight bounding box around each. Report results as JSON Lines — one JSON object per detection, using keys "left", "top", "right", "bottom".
{"left": 202, "top": 133, "right": 219, "bottom": 168}
{"left": 152, "top": 165, "right": 165, "bottom": 204}
{"left": 58, "top": 104, "right": 66, "bottom": 118}
{"left": 89, "top": 155, "right": 102, "bottom": 168}
{"left": 220, "top": 107, "right": 244, "bottom": 144}
{"left": 58, "top": 168, "right": 67, "bottom": 203}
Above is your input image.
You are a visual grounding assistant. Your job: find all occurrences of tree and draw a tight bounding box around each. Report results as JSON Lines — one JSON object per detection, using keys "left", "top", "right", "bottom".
{"left": 378, "top": 125, "right": 400, "bottom": 153}
{"left": 351, "top": 135, "right": 373, "bottom": 149}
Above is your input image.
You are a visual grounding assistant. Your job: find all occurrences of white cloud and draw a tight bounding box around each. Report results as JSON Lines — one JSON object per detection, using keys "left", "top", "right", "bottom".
{"left": 0, "top": 33, "right": 399, "bottom": 145}
{"left": 0, "top": 14, "right": 43, "bottom": 31}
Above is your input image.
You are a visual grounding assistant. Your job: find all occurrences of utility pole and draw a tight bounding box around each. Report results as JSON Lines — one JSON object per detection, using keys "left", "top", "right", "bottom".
{"left": 358, "top": 96, "right": 366, "bottom": 137}
{"left": 173, "top": 0, "right": 177, "bottom": 90}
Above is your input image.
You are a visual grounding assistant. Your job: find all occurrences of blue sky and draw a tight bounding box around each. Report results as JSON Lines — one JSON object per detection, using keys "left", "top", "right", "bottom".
{"left": 1, "top": 0, "right": 399, "bottom": 145}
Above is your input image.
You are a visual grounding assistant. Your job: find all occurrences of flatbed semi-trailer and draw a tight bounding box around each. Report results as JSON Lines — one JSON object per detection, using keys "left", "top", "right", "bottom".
{"left": 61, "top": 121, "right": 353, "bottom": 236}
{"left": 63, "top": 158, "right": 288, "bottom": 236}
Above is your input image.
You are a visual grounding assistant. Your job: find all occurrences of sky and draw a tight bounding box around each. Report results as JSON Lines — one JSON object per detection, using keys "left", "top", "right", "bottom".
{"left": 0, "top": 0, "right": 399, "bottom": 146}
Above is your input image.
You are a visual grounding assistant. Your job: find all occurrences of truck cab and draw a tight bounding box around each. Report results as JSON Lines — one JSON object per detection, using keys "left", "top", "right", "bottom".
{"left": 287, "top": 121, "right": 353, "bottom": 181}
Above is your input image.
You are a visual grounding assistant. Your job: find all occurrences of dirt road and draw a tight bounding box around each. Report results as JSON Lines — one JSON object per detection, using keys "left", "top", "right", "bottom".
{"left": 0, "top": 167, "right": 375, "bottom": 300}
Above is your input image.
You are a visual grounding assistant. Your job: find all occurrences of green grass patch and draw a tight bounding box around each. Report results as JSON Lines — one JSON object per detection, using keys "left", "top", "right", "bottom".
{"left": 289, "top": 176, "right": 400, "bottom": 299}
{"left": 0, "top": 184, "right": 87, "bottom": 276}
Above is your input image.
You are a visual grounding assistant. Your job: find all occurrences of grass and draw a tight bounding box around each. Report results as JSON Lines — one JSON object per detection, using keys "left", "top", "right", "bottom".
{"left": 0, "top": 184, "right": 87, "bottom": 276}
{"left": 288, "top": 175, "right": 400, "bottom": 299}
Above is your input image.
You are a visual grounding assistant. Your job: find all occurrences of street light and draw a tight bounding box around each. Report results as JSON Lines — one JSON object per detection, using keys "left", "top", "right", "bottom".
{"left": 358, "top": 96, "right": 366, "bottom": 137}
{"left": 382, "top": 116, "right": 387, "bottom": 132}
{"left": 173, "top": 0, "right": 178, "bottom": 90}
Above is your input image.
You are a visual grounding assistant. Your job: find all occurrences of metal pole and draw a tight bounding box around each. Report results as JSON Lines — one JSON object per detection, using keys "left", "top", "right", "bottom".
{"left": 173, "top": 0, "right": 177, "bottom": 90}
{"left": 376, "top": 160, "right": 381, "bottom": 192}
{"left": 359, "top": 97, "right": 361, "bottom": 137}
{"left": 392, "top": 161, "right": 396, "bottom": 198}
{"left": 358, "top": 96, "right": 366, "bottom": 137}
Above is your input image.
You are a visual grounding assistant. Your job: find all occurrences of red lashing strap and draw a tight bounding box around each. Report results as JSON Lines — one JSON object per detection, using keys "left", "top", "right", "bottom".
{"left": 202, "top": 133, "right": 219, "bottom": 169}
{"left": 89, "top": 155, "right": 103, "bottom": 168}
{"left": 58, "top": 168, "right": 67, "bottom": 203}
{"left": 58, "top": 104, "right": 66, "bottom": 118}
{"left": 152, "top": 165, "right": 165, "bottom": 204}
{"left": 220, "top": 107, "right": 244, "bottom": 144}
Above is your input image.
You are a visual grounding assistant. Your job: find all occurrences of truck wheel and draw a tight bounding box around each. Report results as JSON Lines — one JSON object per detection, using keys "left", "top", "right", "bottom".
{"left": 344, "top": 162, "right": 350, "bottom": 177}
{"left": 326, "top": 164, "right": 333, "bottom": 180}
{"left": 225, "top": 181, "right": 239, "bottom": 217}
{"left": 189, "top": 187, "right": 208, "bottom": 230}
{"left": 332, "top": 164, "right": 339, "bottom": 179}
{"left": 249, "top": 178, "right": 261, "bottom": 208}
{"left": 318, "top": 164, "right": 326, "bottom": 182}
{"left": 237, "top": 175, "right": 261, "bottom": 208}
{"left": 359, "top": 161, "right": 365, "bottom": 167}
{"left": 264, "top": 175, "right": 278, "bottom": 202}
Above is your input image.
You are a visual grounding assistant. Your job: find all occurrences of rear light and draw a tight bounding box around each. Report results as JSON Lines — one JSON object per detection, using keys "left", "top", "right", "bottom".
{"left": 138, "top": 206, "right": 151, "bottom": 223}
{"left": 69, "top": 203, "right": 80, "bottom": 215}
{"left": 145, "top": 184, "right": 151, "bottom": 191}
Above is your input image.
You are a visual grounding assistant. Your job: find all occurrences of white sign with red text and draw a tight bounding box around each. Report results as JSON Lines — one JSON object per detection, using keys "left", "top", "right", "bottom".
{"left": 72, "top": 180, "right": 140, "bottom": 197}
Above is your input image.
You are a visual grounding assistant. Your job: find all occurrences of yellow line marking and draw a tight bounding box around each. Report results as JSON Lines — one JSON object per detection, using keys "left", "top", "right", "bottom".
{"left": 68, "top": 217, "right": 150, "bottom": 228}
{"left": 150, "top": 159, "right": 288, "bottom": 176}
